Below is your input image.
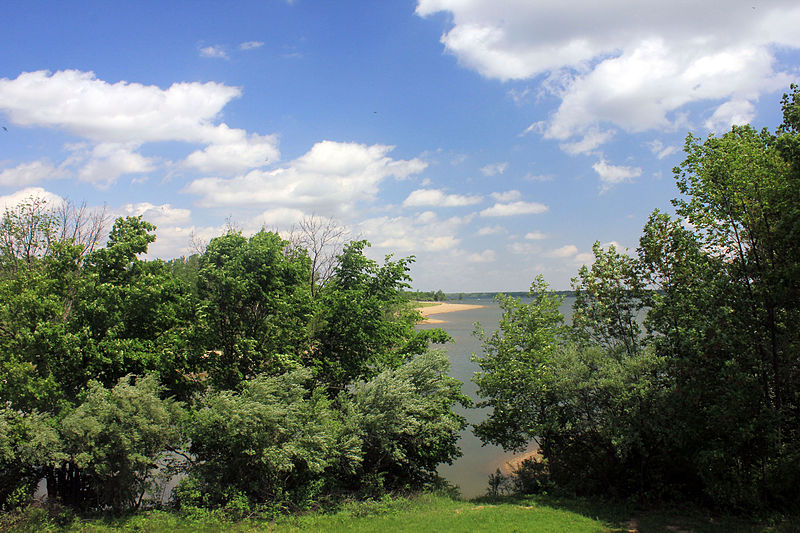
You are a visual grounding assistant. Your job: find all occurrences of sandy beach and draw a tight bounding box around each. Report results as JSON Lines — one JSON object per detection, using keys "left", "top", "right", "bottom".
{"left": 416, "top": 302, "right": 485, "bottom": 324}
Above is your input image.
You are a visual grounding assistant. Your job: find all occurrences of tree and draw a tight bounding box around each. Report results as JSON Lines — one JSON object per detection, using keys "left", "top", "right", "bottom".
{"left": 287, "top": 215, "right": 349, "bottom": 298}
{"left": 196, "top": 230, "right": 313, "bottom": 390}
{"left": 472, "top": 277, "right": 566, "bottom": 453}
{"left": 311, "top": 240, "right": 448, "bottom": 391}
{"left": 471, "top": 86, "right": 800, "bottom": 509}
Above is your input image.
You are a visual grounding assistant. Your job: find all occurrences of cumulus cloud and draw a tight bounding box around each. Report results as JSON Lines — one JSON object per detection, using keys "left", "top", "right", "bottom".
{"left": 480, "top": 200, "right": 548, "bottom": 217}
{"left": 467, "top": 249, "right": 496, "bottom": 263}
{"left": 199, "top": 45, "right": 228, "bottom": 59}
{"left": 74, "top": 143, "right": 156, "bottom": 187}
{"left": 490, "top": 190, "right": 520, "bottom": 202}
{"left": 704, "top": 99, "right": 756, "bottom": 132}
{"left": 592, "top": 159, "right": 642, "bottom": 190}
{"left": 0, "top": 69, "right": 288, "bottom": 187}
{"left": 524, "top": 231, "right": 547, "bottom": 240}
{"left": 0, "top": 70, "right": 243, "bottom": 145}
{"left": 560, "top": 128, "right": 615, "bottom": 155}
{"left": 239, "top": 41, "right": 264, "bottom": 50}
{"left": 646, "top": 139, "right": 679, "bottom": 160}
{"left": 117, "top": 202, "right": 192, "bottom": 227}
{"left": 545, "top": 244, "right": 578, "bottom": 258}
{"left": 185, "top": 141, "right": 427, "bottom": 213}
{"left": 477, "top": 224, "right": 505, "bottom": 236}
{"left": 480, "top": 162, "right": 507, "bottom": 176}
{"left": 0, "top": 160, "right": 67, "bottom": 186}
{"left": 403, "top": 188, "right": 482, "bottom": 207}
{"left": 0, "top": 187, "right": 64, "bottom": 211}
{"left": 184, "top": 133, "right": 280, "bottom": 174}
{"left": 417, "top": 1, "right": 800, "bottom": 145}
{"left": 357, "top": 213, "right": 468, "bottom": 253}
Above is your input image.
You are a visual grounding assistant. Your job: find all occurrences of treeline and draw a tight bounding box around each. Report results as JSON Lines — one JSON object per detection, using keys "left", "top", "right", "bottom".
{"left": 0, "top": 208, "right": 463, "bottom": 515}
{"left": 404, "top": 289, "right": 448, "bottom": 301}
{"left": 474, "top": 86, "right": 800, "bottom": 511}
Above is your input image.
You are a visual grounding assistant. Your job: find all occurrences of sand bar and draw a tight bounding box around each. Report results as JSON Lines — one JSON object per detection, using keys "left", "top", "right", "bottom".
{"left": 415, "top": 302, "right": 485, "bottom": 324}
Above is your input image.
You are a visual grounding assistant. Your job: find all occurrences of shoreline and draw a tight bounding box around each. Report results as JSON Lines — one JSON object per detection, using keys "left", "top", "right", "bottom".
{"left": 415, "top": 301, "right": 485, "bottom": 324}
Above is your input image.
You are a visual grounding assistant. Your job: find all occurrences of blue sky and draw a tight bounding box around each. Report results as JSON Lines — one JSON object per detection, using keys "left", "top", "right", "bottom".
{"left": 1, "top": 1, "right": 799, "bottom": 291}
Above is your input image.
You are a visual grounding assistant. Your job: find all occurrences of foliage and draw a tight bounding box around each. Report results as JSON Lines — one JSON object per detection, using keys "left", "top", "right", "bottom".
{"left": 180, "top": 368, "right": 349, "bottom": 510}
{"left": 311, "top": 240, "right": 446, "bottom": 390}
{"left": 343, "top": 350, "right": 469, "bottom": 494}
{"left": 472, "top": 276, "right": 566, "bottom": 452}
{"left": 0, "top": 408, "right": 61, "bottom": 510}
{"left": 196, "top": 230, "right": 313, "bottom": 390}
{"left": 0, "top": 199, "right": 464, "bottom": 516}
{"left": 56, "top": 374, "right": 184, "bottom": 513}
{"left": 472, "top": 86, "right": 800, "bottom": 510}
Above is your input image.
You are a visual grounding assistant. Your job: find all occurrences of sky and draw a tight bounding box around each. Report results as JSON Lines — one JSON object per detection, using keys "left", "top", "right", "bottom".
{"left": 1, "top": 1, "right": 799, "bottom": 291}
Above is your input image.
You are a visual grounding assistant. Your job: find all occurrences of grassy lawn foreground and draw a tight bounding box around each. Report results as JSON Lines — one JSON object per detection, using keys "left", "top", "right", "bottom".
{"left": 5, "top": 494, "right": 798, "bottom": 533}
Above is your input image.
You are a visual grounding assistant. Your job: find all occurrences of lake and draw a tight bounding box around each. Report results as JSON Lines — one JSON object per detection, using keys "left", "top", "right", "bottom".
{"left": 417, "top": 296, "right": 576, "bottom": 498}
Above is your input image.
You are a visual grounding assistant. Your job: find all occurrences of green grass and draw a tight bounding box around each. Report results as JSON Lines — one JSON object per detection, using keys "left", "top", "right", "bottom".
{"left": 4, "top": 494, "right": 798, "bottom": 533}
{"left": 412, "top": 301, "right": 442, "bottom": 308}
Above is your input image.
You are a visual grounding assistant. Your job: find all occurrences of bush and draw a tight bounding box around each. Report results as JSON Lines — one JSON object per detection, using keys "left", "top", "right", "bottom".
{"left": 182, "top": 368, "right": 351, "bottom": 510}
{"left": 345, "top": 350, "right": 470, "bottom": 493}
{"left": 57, "top": 374, "right": 184, "bottom": 512}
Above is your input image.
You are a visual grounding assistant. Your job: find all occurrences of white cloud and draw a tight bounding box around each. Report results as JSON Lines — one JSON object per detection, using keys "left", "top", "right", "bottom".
{"left": 0, "top": 187, "right": 64, "bottom": 211}
{"left": 403, "top": 188, "right": 482, "bottom": 207}
{"left": 184, "top": 133, "right": 280, "bottom": 174}
{"left": 545, "top": 244, "right": 578, "bottom": 258}
{"left": 357, "top": 213, "right": 467, "bottom": 253}
{"left": 417, "top": 210, "right": 437, "bottom": 224}
{"left": 0, "top": 70, "right": 243, "bottom": 145}
{"left": 574, "top": 252, "right": 595, "bottom": 264}
{"left": 75, "top": 143, "right": 156, "bottom": 187}
{"left": 480, "top": 162, "right": 507, "bottom": 176}
{"left": 560, "top": 128, "right": 615, "bottom": 155}
{"left": 477, "top": 224, "right": 505, "bottom": 236}
{"left": 508, "top": 241, "right": 541, "bottom": 255}
{"left": 592, "top": 159, "right": 642, "bottom": 190}
{"left": 200, "top": 45, "right": 228, "bottom": 59}
{"left": 117, "top": 202, "right": 192, "bottom": 227}
{"left": 704, "top": 99, "right": 756, "bottom": 132}
{"left": 417, "top": 1, "right": 800, "bottom": 143}
{"left": 490, "top": 190, "right": 520, "bottom": 202}
{"left": 185, "top": 141, "right": 427, "bottom": 213}
{"left": 0, "top": 160, "right": 66, "bottom": 186}
{"left": 646, "top": 139, "right": 679, "bottom": 160}
{"left": 251, "top": 207, "right": 308, "bottom": 228}
{"left": 524, "top": 173, "right": 554, "bottom": 182}
{"left": 480, "top": 200, "right": 548, "bottom": 217}
{"left": 239, "top": 41, "right": 264, "bottom": 50}
{"left": 467, "top": 249, "right": 496, "bottom": 263}
{"left": 524, "top": 231, "right": 547, "bottom": 240}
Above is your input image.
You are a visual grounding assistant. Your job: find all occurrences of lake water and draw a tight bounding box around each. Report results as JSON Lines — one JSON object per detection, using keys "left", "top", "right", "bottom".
{"left": 417, "top": 296, "right": 575, "bottom": 498}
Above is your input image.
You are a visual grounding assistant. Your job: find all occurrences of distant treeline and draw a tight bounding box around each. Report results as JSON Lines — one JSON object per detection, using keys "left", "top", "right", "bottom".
{"left": 405, "top": 290, "right": 576, "bottom": 301}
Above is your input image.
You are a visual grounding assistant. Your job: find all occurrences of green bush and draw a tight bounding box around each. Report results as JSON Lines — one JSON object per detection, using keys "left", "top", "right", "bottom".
{"left": 0, "top": 409, "right": 60, "bottom": 510}
{"left": 57, "top": 374, "right": 184, "bottom": 512}
{"left": 345, "top": 350, "right": 470, "bottom": 493}
{"left": 182, "top": 368, "right": 352, "bottom": 510}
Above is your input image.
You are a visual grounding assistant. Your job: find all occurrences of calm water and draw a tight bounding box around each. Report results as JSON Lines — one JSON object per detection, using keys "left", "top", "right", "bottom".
{"left": 418, "top": 296, "right": 575, "bottom": 498}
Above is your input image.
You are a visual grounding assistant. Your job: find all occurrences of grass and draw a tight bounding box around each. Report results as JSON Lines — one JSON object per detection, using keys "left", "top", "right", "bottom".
{"left": 412, "top": 301, "right": 442, "bottom": 308}
{"left": 4, "top": 494, "right": 798, "bottom": 532}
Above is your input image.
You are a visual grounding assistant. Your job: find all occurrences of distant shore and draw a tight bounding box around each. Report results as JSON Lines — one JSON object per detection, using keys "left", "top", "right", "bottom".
{"left": 415, "top": 301, "right": 485, "bottom": 324}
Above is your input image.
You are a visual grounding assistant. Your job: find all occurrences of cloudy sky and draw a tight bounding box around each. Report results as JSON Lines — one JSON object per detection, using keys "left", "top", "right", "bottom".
{"left": 1, "top": 1, "right": 798, "bottom": 290}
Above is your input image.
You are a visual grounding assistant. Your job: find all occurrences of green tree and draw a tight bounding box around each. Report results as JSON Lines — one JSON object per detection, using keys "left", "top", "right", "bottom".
{"left": 196, "top": 230, "right": 313, "bottom": 390}
{"left": 312, "top": 241, "right": 448, "bottom": 391}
